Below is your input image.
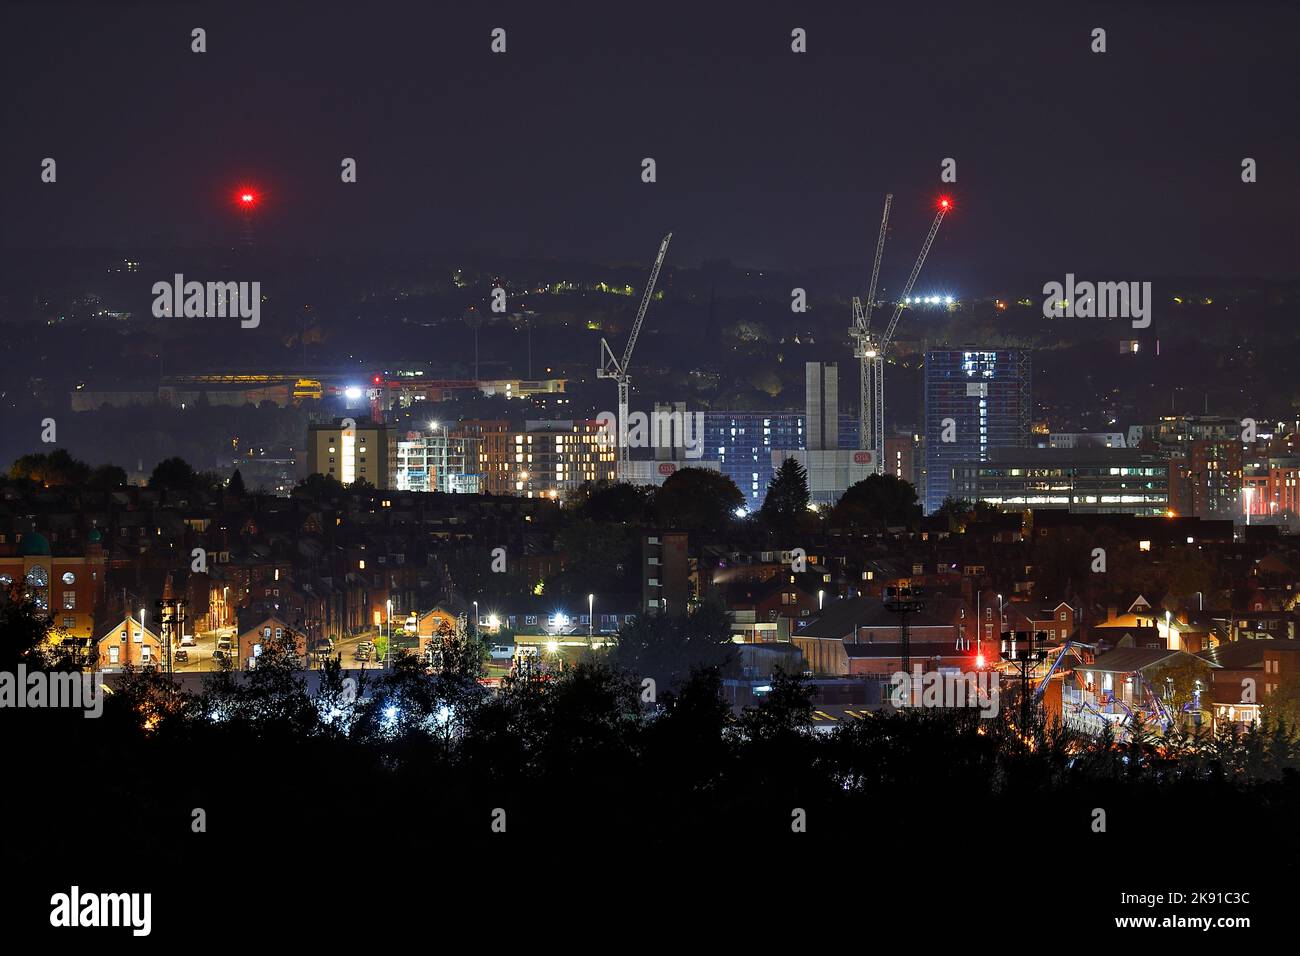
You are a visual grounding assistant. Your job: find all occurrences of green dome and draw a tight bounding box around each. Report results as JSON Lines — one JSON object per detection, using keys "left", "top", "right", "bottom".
{"left": 18, "top": 532, "right": 51, "bottom": 556}
{"left": 87, "top": 528, "right": 103, "bottom": 544}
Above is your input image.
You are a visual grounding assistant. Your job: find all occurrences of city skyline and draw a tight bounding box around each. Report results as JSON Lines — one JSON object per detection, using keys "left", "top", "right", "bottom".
{"left": 0, "top": 0, "right": 1294, "bottom": 942}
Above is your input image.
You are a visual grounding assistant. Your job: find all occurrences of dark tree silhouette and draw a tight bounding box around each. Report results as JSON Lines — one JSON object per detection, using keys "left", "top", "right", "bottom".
{"left": 761, "top": 455, "right": 811, "bottom": 535}
{"left": 292, "top": 472, "right": 345, "bottom": 502}
{"left": 612, "top": 602, "right": 736, "bottom": 692}
{"left": 830, "top": 474, "right": 921, "bottom": 529}
{"left": 86, "top": 463, "right": 128, "bottom": 490}
{"left": 654, "top": 467, "right": 744, "bottom": 533}
{"left": 9, "top": 449, "right": 91, "bottom": 487}
{"left": 148, "top": 456, "right": 198, "bottom": 490}
{"left": 569, "top": 480, "right": 653, "bottom": 524}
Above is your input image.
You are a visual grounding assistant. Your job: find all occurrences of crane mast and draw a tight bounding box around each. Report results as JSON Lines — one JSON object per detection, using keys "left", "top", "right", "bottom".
{"left": 597, "top": 232, "right": 672, "bottom": 478}
{"left": 850, "top": 194, "right": 892, "bottom": 451}
{"left": 869, "top": 204, "right": 947, "bottom": 471}
{"left": 856, "top": 199, "right": 948, "bottom": 473}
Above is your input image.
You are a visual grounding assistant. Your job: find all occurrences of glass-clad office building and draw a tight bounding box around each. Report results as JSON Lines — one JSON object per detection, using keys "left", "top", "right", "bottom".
{"left": 951, "top": 447, "right": 1169, "bottom": 516}
{"left": 705, "top": 412, "right": 857, "bottom": 511}
{"left": 923, "top": 349, "right": 1031, "bottom": 513}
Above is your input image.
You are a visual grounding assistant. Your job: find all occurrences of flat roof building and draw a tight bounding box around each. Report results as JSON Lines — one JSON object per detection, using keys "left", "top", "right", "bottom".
{"left": 501, "top": 420, "right": 616, "bottom": 499}
{"left": 923, "top": 349, "right": 1031, "bottom": 513}
{"left": 307, "top": 420, "right": 395, "bottom": 488}
{"left": 951, "top": 446, "right": 1169, "bottom": 516}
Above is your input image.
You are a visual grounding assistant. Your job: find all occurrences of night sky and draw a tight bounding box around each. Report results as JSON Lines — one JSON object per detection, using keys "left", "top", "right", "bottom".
{"left": 2, "top": 0, "right": 1297, "bottom": 286}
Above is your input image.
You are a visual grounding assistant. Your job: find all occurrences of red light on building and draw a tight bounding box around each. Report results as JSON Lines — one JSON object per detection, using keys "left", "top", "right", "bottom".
{"left": 937, "top": 196, "right": 953, "bottom": 211}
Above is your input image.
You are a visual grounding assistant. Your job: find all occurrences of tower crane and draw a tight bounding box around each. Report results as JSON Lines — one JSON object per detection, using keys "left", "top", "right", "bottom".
{"left": 850, "top": 194, "right": 892, "bottom": 452}
{"left": 853, "top": 197, "right": 950, "bottom": 471}
{"left": 597, "top": 232, "right": 672, "bottom": 479}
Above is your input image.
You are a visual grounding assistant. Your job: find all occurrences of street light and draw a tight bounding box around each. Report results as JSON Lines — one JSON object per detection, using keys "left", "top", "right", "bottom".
{"left": 139, "top": 607, "right": 146, "bottom": 666}
{"left": 818, "top": 589, "right": 824, "bottom": 611}
{"left": 588, "top": 593, "right": 594, "bottom": 641}
{"left": 385, "top": 599, "right": 392, "bottom": 669}
{"left": 473, "top": 600, "right": 479, "bottom": 637}
{"left": 996, "top": 593, "right": 1007, "bottom": 658}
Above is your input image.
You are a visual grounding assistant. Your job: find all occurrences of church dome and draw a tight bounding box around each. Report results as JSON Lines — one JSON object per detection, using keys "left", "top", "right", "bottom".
{"left": 18, "top": 532, "right": 51, "bottom": 556}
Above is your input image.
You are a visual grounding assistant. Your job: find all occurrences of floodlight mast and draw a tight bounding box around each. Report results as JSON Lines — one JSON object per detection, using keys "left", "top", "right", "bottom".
{"left": 597, "top": 233, "right": 672, "bottom": 478}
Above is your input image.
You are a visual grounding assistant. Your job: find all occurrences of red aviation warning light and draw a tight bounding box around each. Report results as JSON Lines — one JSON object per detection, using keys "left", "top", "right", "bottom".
{"left": 233, "top": 185, "right": 260, "bottom": 209}
{"left": 232, "top": 184, "right": 261, "bottom": 247}
{"left": 937, "top": 196, "right": 953, "bottom": 212}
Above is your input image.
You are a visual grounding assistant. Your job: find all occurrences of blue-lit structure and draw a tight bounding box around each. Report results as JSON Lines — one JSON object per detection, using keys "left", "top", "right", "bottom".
{"left": 704, "top": 412, "right": 857, "bottom": 511}
{"left": 923, "top": 349, "right": 1032, "bottom": 514}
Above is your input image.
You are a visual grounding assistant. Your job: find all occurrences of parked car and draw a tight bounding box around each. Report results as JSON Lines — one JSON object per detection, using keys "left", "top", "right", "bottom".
{"left": 354, "top": 641, "right": 373, "bottom": 661}
{"left": 216, "top": 637, "right": 233, "bottom": 652}
{"left": 212, "top": 649, "right": 229, "bottom": 664}
{"left": 488, "top": 644, "right": 515, "bottom": 661}
{"left": 173, "top": 649, "right": 189, "bottom": 664}
{"left": 180, "top": 633, "right": 196, "bottom": 647}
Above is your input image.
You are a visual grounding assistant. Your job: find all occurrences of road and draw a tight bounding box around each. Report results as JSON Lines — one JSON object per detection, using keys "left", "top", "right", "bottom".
{"left": 160, "top": 627, "right": 519, "bottom": 676}
{"left": 167, "top": 627, "right": 386, "bottom": 672}
{"left": 167, "top": 626, "right": 234, "bottom": 673}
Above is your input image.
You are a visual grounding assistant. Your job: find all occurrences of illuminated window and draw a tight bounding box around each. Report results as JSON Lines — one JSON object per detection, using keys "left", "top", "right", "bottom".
{"left": 341, "top": 432, "right": 356, "bottom": 484}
